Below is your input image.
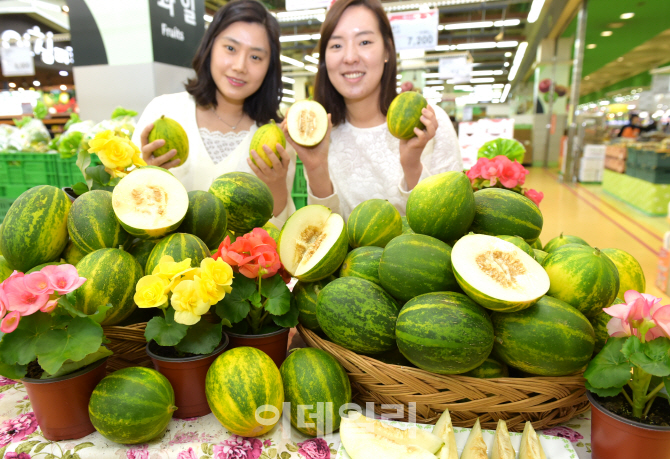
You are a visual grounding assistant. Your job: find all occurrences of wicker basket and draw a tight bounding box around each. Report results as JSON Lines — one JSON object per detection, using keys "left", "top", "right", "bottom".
{"left": 298, "top": 325, "right": 589, "bottom": 432}
{"left": 102, "top": 323, "right": 152, "bottom": 373}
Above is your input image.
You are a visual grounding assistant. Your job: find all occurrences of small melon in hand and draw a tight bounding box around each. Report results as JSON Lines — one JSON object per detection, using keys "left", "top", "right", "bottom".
{"left": 286, "top": 100, "right": 328, "bottom": 146}
{"left": 148, "top": 115, "right": 189, "bottom": 165}
{"left": 387, "top": 91, "right": 428, "bottom": 140}
{"left": 249, "top": 120, "right": 286, "bottom": 168}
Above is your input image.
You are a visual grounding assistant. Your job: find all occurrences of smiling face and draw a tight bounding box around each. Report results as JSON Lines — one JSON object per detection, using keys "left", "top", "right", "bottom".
{"left": 325, "top": 5, "right": 389, "bottom": 107}
{"left": 209, "top": 21, "right": 271, "bottom": 106}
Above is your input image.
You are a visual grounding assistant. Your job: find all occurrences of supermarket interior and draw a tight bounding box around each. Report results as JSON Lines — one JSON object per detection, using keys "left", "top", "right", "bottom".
{"left": 2, "top": 0, "right": 670, "bottom": 457}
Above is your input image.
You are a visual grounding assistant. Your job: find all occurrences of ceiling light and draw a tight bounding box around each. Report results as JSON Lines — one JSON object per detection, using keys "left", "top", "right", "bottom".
{"left": 282, "top": 96, "right": 295, "bottom": 103}
{"left": 279, "top": 34, "right": 313, "bottom": 43}
{"left": 204, "top": 14, "right": 212, "bottom": 22}
{"left": 434, "top": 45, "right": 457, "bottom": 51}
{"left": 305, "top": 65, "right": 318, "bottom": 73}
{"left": 527, "top": 0, "right": 546, "bottom": 23}
{"left": 8, "top": 82, "right": 16, "bottom": 88}
{"left": 60, "top": 84, "right": 67, "bottom": 90}
{"left": 59, "top": 70, "right": 68, "bottom": 76}
{"left": 508, "top": 41, "right": 528, "bottom": 81}
{"left": 470, "top": 78, "right": 495, "bottom": 83}
{"left": 304, "top": 55, "right": 319, "bottom": 65}
{"left": 471, "top": 70, "right": 503, "bottom": 76}
{"left": 424, "top": 73, "right": 442, "bottom": 78}
{"left": 496, "top": 41, "right": 519, "bottom": 48}
{"left": 282, "top": 88, "right": 295, "bottom": 95}
{"left": 457, "top": 42, "right": 497, "bottom": 50}
{"left": 425, "top": 86, "right": 444, "bottom": 91}
{"left": 18, "top": 88, "right": 24, "bottom": 92}
{"left": 397, "top": 74, "right": 402, "bottom": 80}
{"left": 311, "top": 34, "right": 321, "bottom": 40}
{"left": 61, "top": 5, "right": 69, "bottom": 12}
{"left": 492, "top": 99, "right": 500, "bottom": 103}
{"left": 505, "top": 52, "right": 512, "bottom": 57}
{"left": 313, "top": 53, "right": 319, "bottom": 58}
{"left": 454, "top": 85, "right": 474, "bottom": 91}
{"left": 600, "top": 100, "right": 610, "bottom": 105}
{"left": 280, "top": 55, "right": 304, "bottom": 67}
{"left": 33, "top": 80, "right": 40, "bottom": 86}
{"left": 425, "top": 80, "right": 444, "bottom": 85}
{"left": 501, "top": 84, "right": 511, "bottom": 102}
{"left": 620, "top": 12, "right": 635, "bottom": 19}
{"left": 494, "top": 19, "right": 521, "bottom": 27}
{"left": 282, "top": 76, "right": 295, "bottom": 84}
{"left": 601, "top": 31, "right": 613, "bottom": 37}
{"left": 442, "top": 21, "right": 493, "bottom": 30}
{"left": 493, "top": 84, "right": 505, "bottom": 88}
{"left": 504, "top": 62, "right": 510, "bottom": 67}
{"left": 587, "top": 44, "right": 597, "bottom": 49}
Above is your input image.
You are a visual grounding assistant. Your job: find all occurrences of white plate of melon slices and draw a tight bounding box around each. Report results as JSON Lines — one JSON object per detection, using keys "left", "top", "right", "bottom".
{"left": 336, "top": 411, "right": 578, "bottom": 459}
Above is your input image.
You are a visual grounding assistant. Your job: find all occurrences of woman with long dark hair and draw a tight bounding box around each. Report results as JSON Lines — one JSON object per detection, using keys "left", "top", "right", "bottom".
{"left": 132, "top": 0, "right": 295, "bottom": 225}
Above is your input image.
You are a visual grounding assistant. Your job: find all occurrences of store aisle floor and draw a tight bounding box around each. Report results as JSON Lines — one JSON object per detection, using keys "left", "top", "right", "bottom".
{"left": 525, "top": 167, "right": 669, "bottom": 302}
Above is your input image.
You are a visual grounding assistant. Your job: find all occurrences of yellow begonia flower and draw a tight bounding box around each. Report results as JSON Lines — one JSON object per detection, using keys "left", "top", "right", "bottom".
{"left": 171, "top": 280, "right": 210, "bottom": 325}
{"left": 200, "top": 258, "right": 234, "bottom": 294}
{"left": 194, "top": 273, "right": 227, "bottom": 307}
{"left": 153, "top": 257, "right": 193, "bottom": 280}
{"left": 88, "top": 131, "right": 134, "bottom": 170}
{"left": 167, "top": 267, "right": 200, "bottom": 292}
{"left": 134, "top": 275, "right": 169, "bottom": 309}
{"left": 131, "top": 142, "right": 147, "bottom": 167}
{"left": 108, "top": 168, "right": 129, "bottom": 179}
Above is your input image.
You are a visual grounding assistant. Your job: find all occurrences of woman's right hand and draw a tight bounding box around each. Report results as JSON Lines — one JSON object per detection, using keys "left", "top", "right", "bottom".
{"left": 140, "top": 123, "right": 182, "bottom": 169}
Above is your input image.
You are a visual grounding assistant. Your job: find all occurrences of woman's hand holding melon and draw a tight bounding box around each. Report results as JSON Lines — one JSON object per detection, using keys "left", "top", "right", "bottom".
{"left": 398, "top": 105, "right": 438, "bottom": 190}
{"left": 247, "top": 143, "right": 290, "bottom": 217}
{"left": 140, "top": 123, "right": 182, "bottom": 170}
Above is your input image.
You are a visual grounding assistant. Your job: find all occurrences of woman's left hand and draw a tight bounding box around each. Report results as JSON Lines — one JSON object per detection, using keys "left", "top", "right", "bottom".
{"left": 398, "top": 105, "right": 438, "bottom": 189}
{"left": 247, "top": 143, "right": 291, "bottom": 216}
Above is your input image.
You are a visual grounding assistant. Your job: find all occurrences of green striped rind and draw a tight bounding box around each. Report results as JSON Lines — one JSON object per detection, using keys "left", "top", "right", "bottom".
{"left": 339, "top": 246, "right": 383, "bottom": 285}
{"left": 378, "top": 234, "right": 458, "bottom": 303}
{"left": 534, "top": 249, "right": 548, "bottom": 265}
{"left": 89, "top": 367, "right": 176, "bottom": 444}
{"left": 0, "top": 185, "right": 71, "bottom": 272}
{"left": 601, "top": 248, "right": 645, "bottom": 298}
{"left": 249, "top": 120, "right": 286, "bottom": 167}
{"left": 145, "top": 233, "right": 211, "bottom": 275}
{"left": 387, "top": 91, "right": 427, "bottom": 140}
{"left": 128, "top": 238, "right": 159, "bottom": 273}
{"left": 206, "top": 347, "right": 284, "bottom": 437}
{"left": 591, "top": 297, "right": 622, "bottom": 353}
{"left": 469, "top": 188, "right": 543, "bottom": 244}
{"left": 453, "top": 268, "right": 540, "bottom": 313}
{"left": 148, "top": 115, "right": 189, "bottom": 164}
{"left": 177, "top": 191, "right": 228, "bottom": 251}
{"left": 209, "top": 172, "right": 274, "bottom": 234}
{"left": 26, "top": 262, "right": 63, "bottom": 274}
{"left": 406, "top": 171, "right": 475, "bottom": 243}
{"left": 280, "top": 348, "right": 352, "bottom": 436}
{"left": 293, "top": 276, "right": 336, "bottom": 331}
{"left": 531, "top": 238, "right": 543, "bottom": 250}
{"left": 396, "top": 292, "right": 494, "bottom": 374}
{"left": 0, "top": 256, "right": 13, "bottom": 282}
{"left": 491, "top": 295, "right": 596, "bottom": 376}
{"left": 543, "top": 234, "right": 589, "bottom": 253}
{"left": 62, "top": 242, "right": 86, "bottom": 266}
{"left": 347, "top": 199, "right": 402, "bottom": 248}
{"left": 463, "top": 357, "right": 509, "bottom": 378}
{"left": 67, "top": 190, "right": 130, "bottom": 255}
{"left": 119, "top": 218, "right": 182, "bottom": 241}
{"left": 496, "top": 235, "right": 534, "bottom": 257}
{"left": 401, "top": 216, "right": 414, "bottom": 234}
{"left": 543, "top": 245, "right": 620, "bottom": 317}
{"left": 263, "top": 222, "right": 280, "bottom": 245}
{"left": 317, "top": 277, "right": 399, "bottom": 354}
{"left": 298, "top": 224, "right": 348, "bottom": 282}
{"left": 75, "top": 248, "right": 143, "bottom": 325}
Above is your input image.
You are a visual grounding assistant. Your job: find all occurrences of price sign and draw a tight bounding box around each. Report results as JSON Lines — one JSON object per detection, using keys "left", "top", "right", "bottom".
{"left": 438, "top": 56, "right": 471, "bottom": 82}
{"left": 1, "top": 46, "right": 35, "bottom": 77}
{"left": 388, "top": 9, "right": 439, "bottom": 52}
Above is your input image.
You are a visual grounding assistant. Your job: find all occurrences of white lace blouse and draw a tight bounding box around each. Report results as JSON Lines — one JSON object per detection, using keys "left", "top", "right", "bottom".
{"left": 199, "top": 128, "right": 250, "bottom": 164}
{"left": 307, "top": 104, "right": 463, "bottom": 220}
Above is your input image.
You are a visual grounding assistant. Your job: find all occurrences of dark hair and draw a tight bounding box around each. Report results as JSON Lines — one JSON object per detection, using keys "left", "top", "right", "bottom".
{"left": 185, "top": 0, "right": 282, "bottom": 124}
{"left": 314, "top": 0, "right": 397, "bottom": 126}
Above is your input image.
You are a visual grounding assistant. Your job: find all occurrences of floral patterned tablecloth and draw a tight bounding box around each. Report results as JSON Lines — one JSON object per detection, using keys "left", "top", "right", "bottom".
{"left": 0, "top": 376, "right": 593, "bottom": 459}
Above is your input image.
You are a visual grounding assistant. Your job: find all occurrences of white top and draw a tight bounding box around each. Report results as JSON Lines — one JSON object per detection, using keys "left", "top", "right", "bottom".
{"left": 131, "top": 91, "right": 296, "bottom": 229}
{"left": 307, "top": 104, "right": 463, "bottom": 220}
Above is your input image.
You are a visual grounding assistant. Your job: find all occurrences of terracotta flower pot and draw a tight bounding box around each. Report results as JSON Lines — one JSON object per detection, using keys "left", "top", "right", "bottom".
{"left": 62, "top": 187, "right": 78, "bottom": 203}
{"left": 227, "top": 328, "right": 290, "bottom": 368}
{"left": 22, "top": 357, "right": 107, "bottom": 441}
{"left": 146, "top": 335, "right": 229, "bottom": 419}
{"left": 588, "top": 391, "right": 670, "bottom": 459}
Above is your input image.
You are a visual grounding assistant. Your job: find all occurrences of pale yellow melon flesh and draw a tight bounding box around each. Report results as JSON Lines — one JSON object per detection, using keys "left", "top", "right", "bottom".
{"left": 432, "top": 410, "right": 458, "bottom": 459}
{"left": 286, "top": 100, "right": 328, "bottom": 147}
{"left": 492, "top": 419, "right": 516, "bottom": 459}
{"left": 461, "top": 419, "right": 488, "bottom": 459}
{"left": 519, "top": 421, "right": 548, "bottom": 459}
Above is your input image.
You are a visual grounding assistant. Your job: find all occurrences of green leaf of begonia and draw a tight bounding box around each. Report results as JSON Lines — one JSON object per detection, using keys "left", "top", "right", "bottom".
{"left": 622, "top": 336, "right": 670, "bottom": 377}
{"left": 35, "top": 316, "right": 104, "bottom": 375}
{"left": 272, "top": 296, "right": 299, "bottom": 328}
{"left": 86, "top": 165, "right": 111, "bottom": 187}
{"left": 215, "top": 275, "right": 256, "bottom": 324}
{"left": 42, "top": 346, "right": 112, "bottom": 379}
{"left": 144, "top": 309, "right": 188, "bottom": 346}
{"left": 584, "top": 336, "right": 632, "bottom": 390}
{"left": 0, "top": 361, "right": 27, "bottom": 380}
{"left": 175, "top": 321, "right": 223, "bottom": 355}
{"left": 71, "top": 182, "right": 89, "bottom": 196}
{"left": 0, "top": 313, "right": 52, "bottom": 365}
{"left": 585, "top": 381, "right": 622, "bottom": 397}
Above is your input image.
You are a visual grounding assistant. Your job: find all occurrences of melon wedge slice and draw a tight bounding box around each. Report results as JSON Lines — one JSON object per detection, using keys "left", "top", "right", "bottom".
{"left": 432, "top": 409, "right": 458, "bottom": 459}
{"left": 492, "top": 419, "right": 516, "bottom": 459}
{"left": 112, "top": 167, "right": 189, "bottom": 240}
{"left": 345, "top": 412, "right": 444, "bottom": 453}
{"left": 461, "top": 419, "right": 487, "bottom": 459}
{"left": 452, "top": 234, "right": 550, "bottom": 312}
{"left": 286, "top": 100, "right": 328, "bottom": 147}
{"left": 519, "top": 421, "right": 547, "bottom": 459}
{"left": 279, "top": 205, "right": 348, "bottom": 281}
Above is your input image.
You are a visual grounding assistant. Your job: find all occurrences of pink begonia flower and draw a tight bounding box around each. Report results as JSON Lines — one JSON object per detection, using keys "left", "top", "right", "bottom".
{"left": 0, "top": 311, "right": 21, "bottom": 333}
{"left": 524, "top": 189, "right": 544, "bottom": 206}
{"left": 0, "top": 284, "right": 7, "bottom": 318}
{"left": 23, "top": 271, "right": 53, "bottom": 296}
{"left": 480, "top": 158, "right": 504, "bottom": 186}
{"left": 604, "top": 290, "right": 670, "bottom": 340}
{"left": 3, "top": 274, "right": 49, "bottom": 316}
{"left": 41, "top": 264, "right": 86, "bottom": 295}
{"left": 651, "top": 304, "right": 670, "bottom": 338}
{"left": 498, "top": 161, "right": 522, "bottom": 188}
{"left": 466, "top": 158, "right": 488, "bottom": 181}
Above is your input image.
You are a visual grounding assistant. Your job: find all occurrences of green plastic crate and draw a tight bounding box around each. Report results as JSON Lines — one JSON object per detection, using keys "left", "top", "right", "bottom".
{"left": 0, "top": 153, "right": 59, "bottom": 198}
{"left": 636, "top": 149, "right": 670, "bottom": 169}
{"left": 292, "top": 159, "right": 307, "bottom": 194}
{"left": 56, "top": 155, "right": 102, "bottom": 188}
{"left": 626, "top": 147, "right": 638, "bottom": 168}
{"left": 0, "top": 197, "right": 14, "bottom": 223}
{"left": 292, "top": 193, "right": 308, "bottom": 210}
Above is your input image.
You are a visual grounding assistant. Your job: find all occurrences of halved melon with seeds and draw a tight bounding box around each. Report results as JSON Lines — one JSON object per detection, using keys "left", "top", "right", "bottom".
{"left": 112, "top": 168, "right": 189, "bottom": 240}
{"left": 286, "top": 100, "right": 328, "bottom": 147}
{"left": 279, "top": 205, "right": 348, "bottom": 281}
{"left": 452, "top": 234, "right": 549, "bottom": 312}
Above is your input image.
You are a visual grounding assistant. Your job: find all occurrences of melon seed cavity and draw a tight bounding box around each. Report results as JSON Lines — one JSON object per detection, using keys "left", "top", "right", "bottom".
{"left": 298, "top": 110, "right": 317, "bottom": 138}
{"left": 295, "top": 225, "right": 326, "bottom": 266}
{"left": 476, "top": 250, "right": 526, "bottom": 288}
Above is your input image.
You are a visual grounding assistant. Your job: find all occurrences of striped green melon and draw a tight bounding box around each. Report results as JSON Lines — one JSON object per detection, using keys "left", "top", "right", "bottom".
{"left": 347, "top": 199, "right": 402, "bottom": 248}
{"left": 0, "top": 185, "right": 71, "bottom": 273}
{"left": 62, "top": 242, "right": 86, "bottom": 266}
{"left": 543, "top": 245, "right": 620, "bottom": 317}
{"left": 293, "top": 275, "right": 336, "bottom": 331}
{"left": 339, "top": 246, "right": 383, "bottom": 285}
{"left": 67, "top": 190, "right": 130, "bottom": 254}
{"left": 112, "top": 167, "right": 189, "bottom": 239}
{"left": 591, "top": 298, "right": 621, "bottom": 353}
{"left": 26, "top": 262, "right": 63, "bottom": 274}
{"left": 496, "top": 235, "right": 534, "bottom": 257}
{"left": 128, "top": 238, "right": 159, "bottom": 272}
{"left": 317, "top": 277, "right": 399, "bottom": 354}
{"left": 372, "top": 346, "right": 413, "bottom": 367}
{"left": 177, "top": 190, "right": 228, "bottom": 251}
{"left": 469, "top": 188, "right": 543, "bottom": 244}
{"left": 209, "top": 172, "right": 273, "bottom": 234}
{"left": 206, "top": 347, "right": 284, "bottom": 437}
{"left": 406, "top": 171, "right": 475, "bottom": 243}
{"left": 396, "top": 292, "right": 494, "bottom": 374}
{"left": 533, "top": 249, "right": 548, "bottom": 265}
{"left": 89, "top": 367, "right": 176, "bottom": 444}
{"left": 75, "top": 248, "right": 143, "bottom": 325}
{"left": 401, "top": 216, "right": 414, "bottom": 234}
{"left": 452, "top": 234, "right": 550, "bottom": 312}
{"left": 148, "top": 115, "right": 189, "bottom": 165}
{"left": 280, "top": 348, "right": 351, "bottom": 436}
{"left": 491, "top": 295, "right": 596, "bottom": 376}
{"left": 601, "top": 248, "right": 645, "bottom": 297}
{"left": 263, "top": 221, "right": 280, "bottom": 245}
{"left": 145, "top": 233, "right": 211, "bottom": 275}
{"left": 387, "top": 91, "right": 427, "bottom": 140}
{"left": 0, "top": 256, "right": 12, "bottom": 282}
{"left": 463, "top": 357, "right": 509, "bottom": 378}
{"left": 279, "top": 205, "right": 348, "bottom": 282}
{"left": 250, "top": 120, "right": 286, "bottom": 168}
{"left": 543, "top": 233, "right": 589, "bottom": 253}
{"left": 379, "top": 234, "right": 458, "bottom": 303}
{"left": 531, "top": 238, "right": 543, "bottom": 250}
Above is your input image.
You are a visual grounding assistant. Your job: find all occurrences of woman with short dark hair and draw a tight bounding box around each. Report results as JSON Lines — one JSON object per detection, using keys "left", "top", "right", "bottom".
{"left": 132, "top": 0, "right": 295, "bottom": 226}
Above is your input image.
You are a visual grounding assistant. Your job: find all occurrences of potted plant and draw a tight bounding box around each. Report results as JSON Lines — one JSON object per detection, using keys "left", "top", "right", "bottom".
{"left": 213, "top": 228, "right": 299, "bottom": 367}
{"left": 134, "top": 255, "right": 234, "bottom": 418}
{"left": 466, "top": 154, "right": 544, "bottom": 206}
{"left": 0, "top": 264, "right": 112, "bottom": 441}
{"left": 584, "top": 290, "right": 670, "bottom": 459}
